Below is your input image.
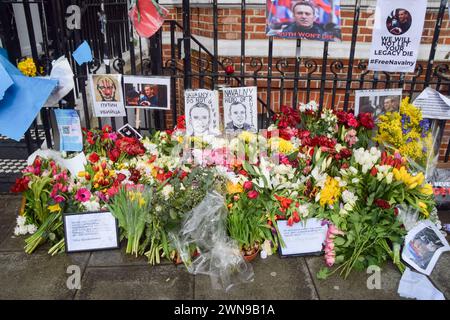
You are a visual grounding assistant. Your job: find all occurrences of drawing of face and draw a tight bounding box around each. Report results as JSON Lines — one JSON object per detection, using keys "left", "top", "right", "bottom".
{"left": 230, "top": 103, "right": 247, "bottom": 128}
{"left": 190, "top": 104, "right": 210, "bottom": 135}
{"left": 97, "top": 77, "right": 116, "bottom": 101}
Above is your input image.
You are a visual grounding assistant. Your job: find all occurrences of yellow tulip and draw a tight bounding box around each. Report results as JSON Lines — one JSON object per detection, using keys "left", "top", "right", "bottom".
{"left": 78, "top": 171, "right": 87, "bottom": 178}
{"left": 418, "top": 201, "right": 429, "bottom": 217}
{"left": 408, "top": 183, "right": 418, "bottom": 190}
{"left": 226, "top": 181, "right": 243, "bottom": 194}
{"left": 420, "top": 184, "right": 433, "bottom": 196}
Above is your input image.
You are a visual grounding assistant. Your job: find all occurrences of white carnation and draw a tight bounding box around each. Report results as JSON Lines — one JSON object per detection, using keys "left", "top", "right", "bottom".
{"left": 26, "top": 224, "right": 37, "bottom": 234}
{"left": 16, "top": 215, "right": 26, "bottom": 226}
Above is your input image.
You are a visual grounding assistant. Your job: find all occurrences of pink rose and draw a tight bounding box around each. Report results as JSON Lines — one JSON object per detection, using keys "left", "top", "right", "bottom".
{"left": 247, "top": 190, "right": 259, "bottom": 199}
{"left": 243, "top": 181, "right": 253, "bottom": 191}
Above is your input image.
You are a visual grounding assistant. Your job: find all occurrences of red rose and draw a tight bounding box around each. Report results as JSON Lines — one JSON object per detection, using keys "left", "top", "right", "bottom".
{"left": 88, "top": 152, "right": 100, "bottom": 163}
{"left": 117, "top": 173, "right": 126, "bottom": 182}
{"left": 243, "top": 181, "right": 253, "bottom": 191}
{"left": 339, "top": 148, "right": 352, "bottom": 159}
{"left": 224, "top": 65, "right": 234, "bottom": 75}
{"left": 108, "top": 148, "right": 121, "bottom": 162}
{"left": 247, "top": 190, "right": 259, "bottom": 199}
{"left": 375, "top": 199, "right": 390, "bottom": 209}
{"left": 335, "top": 111, "right": 348, "bottom": 124}
{"left": 177, "top": 115, "right": 186, "bottom": 130}
{"left": 347, "top": 114, "right": 359, "bottom": 128}
{"left": 358, "top": 113, "right": 375, "bottom": 130}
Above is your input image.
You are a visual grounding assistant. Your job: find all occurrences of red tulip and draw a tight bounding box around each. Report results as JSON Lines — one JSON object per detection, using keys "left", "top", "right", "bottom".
{"left": 247, "top": 190, "right": 259, "bottom": 199}
{"left": 224, "top": 65, "right": 234, "bottom": 75}
{"left": 243, "top": 181, "right": 253, "bottom": 191}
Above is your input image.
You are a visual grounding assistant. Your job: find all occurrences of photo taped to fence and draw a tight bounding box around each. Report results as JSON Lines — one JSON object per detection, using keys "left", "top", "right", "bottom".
{"left": 123, "top": 75, "right": 171, "bottom": 110}
{"left": 355, "top": 89, "right": 403, "bottom": 121}
{"left": 266, "top": 0, "right": 342, "bottom": 41}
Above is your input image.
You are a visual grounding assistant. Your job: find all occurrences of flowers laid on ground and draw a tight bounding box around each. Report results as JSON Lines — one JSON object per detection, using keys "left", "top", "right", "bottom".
{"left": 11, "top": 100, "right": 439, "bottom": 281}
{"left": 17, "top": 57, "right": 37, "bottom": 77}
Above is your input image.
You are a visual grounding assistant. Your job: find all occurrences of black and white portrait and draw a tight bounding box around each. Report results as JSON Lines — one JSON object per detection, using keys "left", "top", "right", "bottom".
{"left": 355, "top": 89, "right": 402, "bottom": 120}
{"left": 223, "top": 86, "right": 258, "bottom": 134}
{"left": 185, "top": 89, "right": 220, "bottom": 136}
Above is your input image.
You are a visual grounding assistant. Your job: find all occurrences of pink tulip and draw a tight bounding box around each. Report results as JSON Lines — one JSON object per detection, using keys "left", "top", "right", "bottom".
{"left": 325, "top": 256, "right": 335, "bottom": 267}
{"left": 243, "top": 181, "right": 253, "bottom": 191}
{"left": 247, "top": 190, "right": 259, "bottom": 199}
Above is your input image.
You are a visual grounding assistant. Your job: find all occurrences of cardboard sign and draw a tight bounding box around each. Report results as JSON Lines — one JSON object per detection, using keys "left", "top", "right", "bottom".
{"left": 184, "top": 89, "right": 220, "bottom": 136}
{"left": 223, "top": 86, "right": 258, "bottom": 134}
{"left": 63, "top": 211, "right": 119, "bottom": 253}
{"left": 413, "top": 87, "right": 450, "bottom": 120}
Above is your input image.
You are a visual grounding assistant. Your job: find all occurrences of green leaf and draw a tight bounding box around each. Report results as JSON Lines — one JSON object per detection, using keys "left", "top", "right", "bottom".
{"left": 316, "top": 267, "right": 330, "bottom": 280}
{"left": 334, "top": 237, "right": 345, "bottom": 246}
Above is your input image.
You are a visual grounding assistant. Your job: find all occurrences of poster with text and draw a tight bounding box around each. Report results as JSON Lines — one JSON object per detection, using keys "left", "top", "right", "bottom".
{"left": 266, "top": 0, "right": 342, "bottom": 41}
{"left": 368, "top": 0, "right": 426, "bottom": 73}
{"left": 123, "top": 75, "right": 170, "bottom": 110}
{"left": 185, "top": 89, "right": 220, "bottom": 136}
{"left": 223, "top": 86, "right": 258, "bottom": 133}
{"left": 53, "top": 109, "right": 83, "bottom": 152}
{"left": 89, "top": 74, "right": 126, "bottom": 117}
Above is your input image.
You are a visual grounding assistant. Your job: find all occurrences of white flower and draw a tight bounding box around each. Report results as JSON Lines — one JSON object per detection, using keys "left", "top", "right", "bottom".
{"left": 386, "top": 172, "right": 393, "bottom": 184}
{"left": 26, "top": 224, "right": 37, "bottom": 234}
{"left": 273, "top": 164, "right": 291, "bottom": 175}
{"left": 83, "top": 200, "right": 101, "bottom": 212}
{"left": 162, "top": 185, "right": 174, "bottom": 200}
{"left": 342, "top": 190, "right": 358, "bottom": 205}
{"left": 298, "top": 204, "right": 309, "bottom": 217}
{"left": 16, "top": 215, "right": 26, "bottom": 226}
{"left": 349, "top": 166, "right": 358, "bottom": 175}
{"left": 352, "top": 178, "right": 360, "bottom": 184}
{"left": 155, "top": 205, "right": 162, "bottom": 212}
{"left": 14, "top": 226, "right": 21, "bottom": 236}
{"left": 18, "top": 225, "right": 28, "bottom": 235}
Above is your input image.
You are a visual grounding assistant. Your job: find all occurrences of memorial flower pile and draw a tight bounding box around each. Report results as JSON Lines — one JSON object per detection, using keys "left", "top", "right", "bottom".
{"left": 11, "top": 100, "right": 438, "bottom": 280}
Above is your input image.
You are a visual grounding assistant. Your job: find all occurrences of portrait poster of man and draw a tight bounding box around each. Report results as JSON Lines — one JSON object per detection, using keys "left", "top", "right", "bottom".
{"left": 223, "top": 86, "right": 258, "bottom": 134}
{"left": 185, "top": 89, "right": 220, "bottom": 136}
{"left": 368, "top": 0, "right": 426, "bottom": 73}
{"left": 88, "top": 74, "right": 126, "bottom": 117}
{"left": 123, "top": 76, "right": 170, "bottom": 110}
{"left": 266, "top": 0, "right": 342, "bottom": 42}
{"left": 355, "top": 89, "right": 402, "bottom": 121}
{"left": 402, "top": 220, "right": 450, "bottom": 275}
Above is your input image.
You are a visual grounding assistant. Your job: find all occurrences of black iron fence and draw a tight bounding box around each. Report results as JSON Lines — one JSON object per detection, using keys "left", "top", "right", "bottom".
{"left": 1, "top": 0, "right": 450, "bottom": 160}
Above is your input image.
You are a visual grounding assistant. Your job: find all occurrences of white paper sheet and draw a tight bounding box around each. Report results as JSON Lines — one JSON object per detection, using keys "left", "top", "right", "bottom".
{"left": 398, "top": 268, "right": 445, "bottom": 300}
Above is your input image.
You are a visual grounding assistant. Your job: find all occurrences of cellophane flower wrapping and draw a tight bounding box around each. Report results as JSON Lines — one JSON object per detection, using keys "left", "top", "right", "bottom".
{"left": 169, "top": 191, "right": 254, "bottom": 292}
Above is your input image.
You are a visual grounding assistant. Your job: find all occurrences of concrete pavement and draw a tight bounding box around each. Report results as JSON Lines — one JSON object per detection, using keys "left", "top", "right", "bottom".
{"left": 0, "top": 194, "right": 448, "bottom": 300}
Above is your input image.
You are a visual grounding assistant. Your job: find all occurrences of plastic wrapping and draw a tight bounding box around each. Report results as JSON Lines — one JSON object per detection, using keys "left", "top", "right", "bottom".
{"left": 169, "top": 191, "right": 254, "bottom": 292}
{"left": 396, "top": 204, "right": 420, "bottom": 231}
{"left": 129, "top": 0, "right": 168, "bottom": 38}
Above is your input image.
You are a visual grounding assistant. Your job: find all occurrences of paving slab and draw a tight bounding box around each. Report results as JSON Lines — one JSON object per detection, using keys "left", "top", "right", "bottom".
{"left": 194, "top": 255, "right": 318, "bottom": 300}
{"left": 75, "top": 264, "right": 194, "bottom": 300}
{"left": 429, "top": 252, "right": 450, "bottom": 299}
{"left": 0, "top": 195, "right": 22, "bottom": 244}
{"left": 0, "top": 251, "right": 90, "bottom": 299}
{"left": 88, "top": 241, "right": 172, "bottom": 267}
{"left": 306, "top": 256, "right": 404, "bottom": 300}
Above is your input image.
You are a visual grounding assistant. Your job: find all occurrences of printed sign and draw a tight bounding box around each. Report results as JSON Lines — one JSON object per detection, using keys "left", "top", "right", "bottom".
{"left": 223, "top": 86, "right": 258, "bottom": 133}
{"left": 413, "top": 87, "right": 450, "bottom": 120}
{"left": 266, "top": 0, "right": 342, "bottom": 42}
{"left": 123, "top": 75, "right": 170, "bottom": 110}
{"left": 277, "top": 218, "right": 328, "bottom": 256}
{"left": 63, "top": 211, "right": 119, "bottom": 253}
{"left": 52, "top": 108, "right": 83, "bottom": 152}
{"left": 89, "top": 74, "right": 126, "bottom": 117}
{"left": 368, "top": 0, "right": 427, "bottom": 72}
{"left": 184, "top": 89, "right": 220, "bottom": 136}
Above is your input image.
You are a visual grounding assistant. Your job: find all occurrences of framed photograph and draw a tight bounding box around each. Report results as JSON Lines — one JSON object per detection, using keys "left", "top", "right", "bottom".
{"left": 123, "top": 75, "right": 170, "bottom": 110}
{"left": 402, "top": 220, "right": 450, "bottom": 275}
{"left": 223, "top": 86, "right": 258, "bottom": 134}
{"left": 88, "top": 74, "right": 126, "bottom": 117}
{"left": 266, "top": 0, "right": 342, "bottom": 42}
{"left": 184, "top": 89, "right": 220, "bottom": 136}
{"left": 355, "top": 88, "right": 402, "bottom": 120}
{"left": 276, "top": 218, "right": 328, "bottom": 257}
{"left": 63, "top": 211, "right": 120, "bottom": 253}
